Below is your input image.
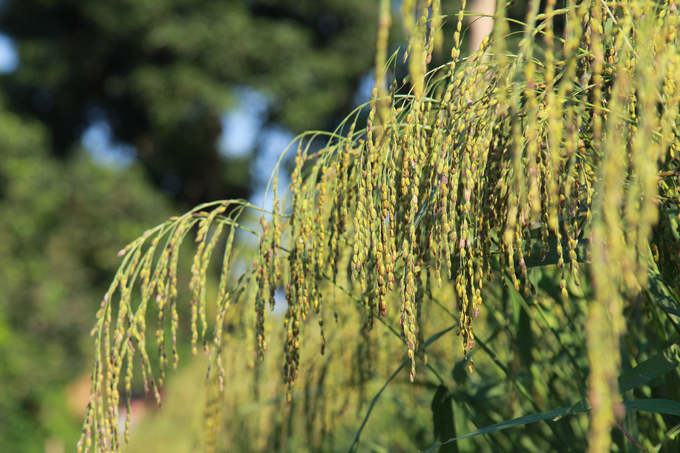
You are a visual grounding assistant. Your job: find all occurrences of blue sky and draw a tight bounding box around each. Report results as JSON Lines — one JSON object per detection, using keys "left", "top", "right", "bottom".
{"left": 0, "top": 33, "right": 17, "bottom": 73}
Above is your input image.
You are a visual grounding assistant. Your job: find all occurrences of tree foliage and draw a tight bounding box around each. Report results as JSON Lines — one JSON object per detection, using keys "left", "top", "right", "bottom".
{"left": 0, "top": 0, "right": 378, "bottom": 205}
{"left": 81, "top": 0, "right": 680, "bottom": 452}
{"left": 0, "top": 93, "right": 175, "bottom": 452}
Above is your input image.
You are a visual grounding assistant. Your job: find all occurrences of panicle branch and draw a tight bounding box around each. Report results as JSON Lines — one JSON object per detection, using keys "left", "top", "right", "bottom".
{"left": 81, "top": 1, "right": 680, "bottom": 452}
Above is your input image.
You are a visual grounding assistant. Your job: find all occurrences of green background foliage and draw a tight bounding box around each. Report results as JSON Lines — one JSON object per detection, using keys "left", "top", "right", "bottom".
{"left": 0, "top": 1, "right": 382, "bottom": 451}
{"left": 0, "top": 94, "right": 173, "bottom": 452}
{"left": 0, "top": 0, "right": 378, "bottom": 205}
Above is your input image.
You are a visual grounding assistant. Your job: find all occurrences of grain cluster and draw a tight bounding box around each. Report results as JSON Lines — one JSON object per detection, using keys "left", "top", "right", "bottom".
{"left": 80, "top": 1, "right": 680, "bottom": 452}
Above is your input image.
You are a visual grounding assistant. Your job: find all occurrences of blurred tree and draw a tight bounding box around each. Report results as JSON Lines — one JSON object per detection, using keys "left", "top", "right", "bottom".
{"left": 0, "top": 0, "right": 378, "bottom": 206}
{"left": 0, "top": 93, "right": 174, "bottom": 453}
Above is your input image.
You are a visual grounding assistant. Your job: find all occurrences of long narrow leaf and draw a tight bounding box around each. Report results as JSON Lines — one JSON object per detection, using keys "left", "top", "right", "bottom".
{"left": 421, "top": 407, "right": 570, "bottom": 452}
{"left": 647, "top": 268, "right": 680, "bottom": 334}
{"left": 423, "top": 399, "right": 680, "bottom": 452}
{"left": 431, "top": 385, "right": 458, "bottom": 453}
{"left": 555, "top": 342, "right": 680, "bottom": 419}
{"left": 623, "top": 399, "right": 680, "bottom": 416}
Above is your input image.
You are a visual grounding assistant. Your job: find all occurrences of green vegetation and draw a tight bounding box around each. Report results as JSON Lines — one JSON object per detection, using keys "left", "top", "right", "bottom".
{"left": 0, "top": 94, "right": 174, "bottom": 452}
{"left": 0, "top": 1, "right": 384, "bottom": 451}
{"left": 79, "top": 1, "right": 680, "bottom": 452}
{"left": 0, "top": 0, "right": 679, "bottom": 452}
{"left": 0, "top": 0, "right": 378, "bottom": 205}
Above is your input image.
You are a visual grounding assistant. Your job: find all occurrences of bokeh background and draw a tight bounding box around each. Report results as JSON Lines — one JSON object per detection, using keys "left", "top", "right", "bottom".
{"left": 0, "top": 1, "right": 385, "bottom": 451}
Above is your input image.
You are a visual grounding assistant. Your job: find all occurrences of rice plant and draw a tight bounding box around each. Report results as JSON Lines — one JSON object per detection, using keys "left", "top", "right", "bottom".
{"left": 79, "top": 0, "right": 680, "bottom": 451}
